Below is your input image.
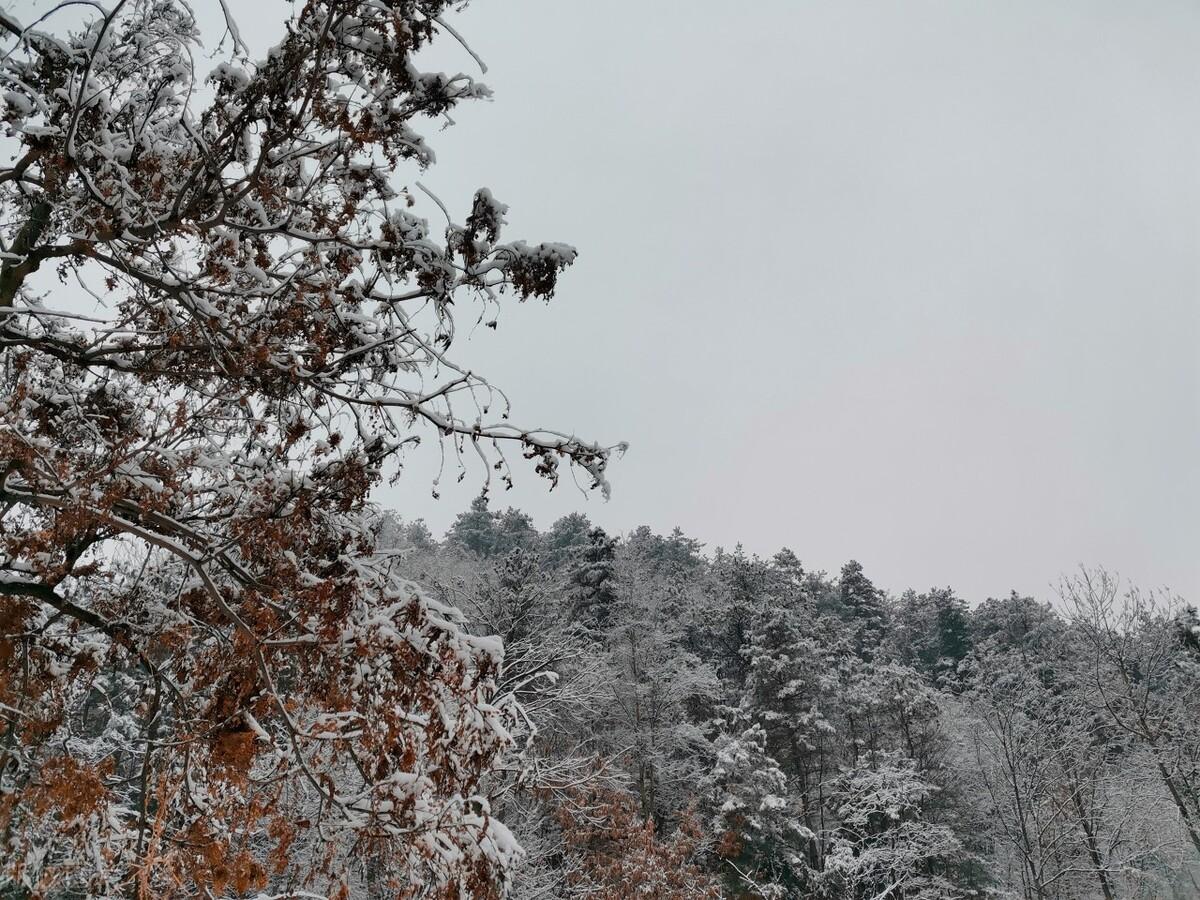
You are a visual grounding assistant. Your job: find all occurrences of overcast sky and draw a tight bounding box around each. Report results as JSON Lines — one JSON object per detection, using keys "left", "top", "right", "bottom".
{"left": 204, "top": 1, "right": 1200, "bottom": 602}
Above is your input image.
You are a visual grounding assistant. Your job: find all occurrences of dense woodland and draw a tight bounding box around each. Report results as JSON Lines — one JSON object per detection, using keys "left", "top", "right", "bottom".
{"left": 378, "top": 495, "right": 1200, "bottom": 899}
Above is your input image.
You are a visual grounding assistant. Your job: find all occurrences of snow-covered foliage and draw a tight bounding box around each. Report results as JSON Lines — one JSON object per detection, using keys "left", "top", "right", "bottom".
{"left": 703, "top": 722, "right": 812, "bottom": 899}
{"left": 824, "top": 754, "right": 965, "bottom": 900}
{"left": 0, "top": 1, "right": 620, "bottom": 895}
{"left": 401, "top": 512, "right": 1200, "bottom": 899}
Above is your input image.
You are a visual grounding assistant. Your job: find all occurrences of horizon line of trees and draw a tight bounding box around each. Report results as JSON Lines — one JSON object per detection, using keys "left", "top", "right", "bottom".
{"left": 379, "top": 491, "right": 1200, "bottom": 899}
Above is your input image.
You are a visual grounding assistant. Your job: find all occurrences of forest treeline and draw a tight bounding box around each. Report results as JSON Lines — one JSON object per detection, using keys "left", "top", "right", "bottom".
{"left": 386, "top": 494, "right": 1200, "bottom": 899}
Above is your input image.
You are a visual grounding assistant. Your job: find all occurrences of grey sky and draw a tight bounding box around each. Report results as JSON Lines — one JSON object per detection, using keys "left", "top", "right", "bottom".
{"left": 59, "top": 0, "right": 1200, "bottom": 602}
{"left": 385, "top": 0, "right": 1199, "bottom": 604}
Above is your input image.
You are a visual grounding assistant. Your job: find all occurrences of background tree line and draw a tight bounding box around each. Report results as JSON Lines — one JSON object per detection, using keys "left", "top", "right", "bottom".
{"left": 385, "top": 494, "right": 1200, "bottom": 899}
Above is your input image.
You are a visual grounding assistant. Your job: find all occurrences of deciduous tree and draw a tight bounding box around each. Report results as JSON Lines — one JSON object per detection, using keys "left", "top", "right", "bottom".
{"left": 0, "top": 1, "right": 617, "bottom": 895}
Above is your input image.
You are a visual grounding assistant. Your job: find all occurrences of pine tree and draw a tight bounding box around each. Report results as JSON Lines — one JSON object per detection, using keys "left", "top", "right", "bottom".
{"left": 544, "top": 512, "right": 594, "bottom": 567}
{"left": 494, "top": 506, "right": 541, "bottom": 557}
{"left": 970, "top": 591, "right": 1061, "bottom": 655}
{"left": 706, "top": 546, "right": 773, "bottom": 687}
{"left": 893, "top": 587, "right": 973, "bottom": 681}
{"left": 447, "top": 492, "right": 501, "bottom": 557}
{"left": 704, "top": 723, "right": 816, "bottom": 898}
{"left": 835, "top": 560, "right": 890, "bottom": 661}
{"left": 568, "top": 527, "right": 619, "bottom": 632}
{"left": 741, "top": 603, "right": 839, "bottom": 863}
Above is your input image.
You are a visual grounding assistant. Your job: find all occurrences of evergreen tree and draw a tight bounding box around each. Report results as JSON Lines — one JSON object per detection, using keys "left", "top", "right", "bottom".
{"left": 834, "top": 560, "right": 890, "bottom": 661}
{"left": 494, "top": 506, "right": 541, "bottom": 556}
{"left": 741, "top": 603, "right": 839, "bottom": 863}
{"left": 544, "top": 512, "right": 594, "bottom": 567}
{"left": 447, "top": 491, "right": 500, "bottom": 556}
{"left": 894, "top": 587, "right": 973, "bottom": 681}
{"left": 704, "top": 723, "right": 816, "bottom": 898}
{"left": 625, "top": 525, "right": 705, "bottom": 576}
{"left": 970, "top": 591, "right": 1061, "bottom": 657}
{"left": 446, "top": 494, "right": 539, "bottom": 558}
{"left": 568, "top": 527, "right": 619, "bottom": 632}
{"left": 707, "top": 546, "right": 773, "bottom": 687}
{"left": 768, "top": 548, "right": 807, "bottom": 610}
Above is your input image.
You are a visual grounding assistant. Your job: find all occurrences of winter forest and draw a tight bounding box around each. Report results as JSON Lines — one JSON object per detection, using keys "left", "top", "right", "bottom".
{"left": 0, "top": 0, "right": 1195, "bottom": 898}
{"left": 373, "top": 501, "right": 1200, "bottom": 899}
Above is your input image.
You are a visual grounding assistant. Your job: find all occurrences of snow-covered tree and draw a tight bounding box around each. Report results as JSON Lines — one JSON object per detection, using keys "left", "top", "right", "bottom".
{"left": 568, "top": 526, "right": 619, "bottom": 634}
{"left": 969, "top": 591, "right": 1062, "bottom": 658}
{"left": 446, "top": 493, "right": 541, "bottom": 559}
{"left": 741, "top": 602, "right": 840, "bottom": 859}
{"left": 704, "top": 722, "right": 816, "bottom": 898}
{"left": 825, "top": 754, "right": 966, "bottom": 900}
{"left": 413, "top": 540, "right": 619, "bottom": 897}
{"left": 832, "top": 560, "right": 890, "bottom": 662}
{"left": 0, "top": 1, "right": 619, "bottom": 895}
{"left": 543, "top": 511, "right": 594, "bottom": 568}
{"left": 966, "top": 609, "right": 1182, "bottom": 900}
{"left": 1065, "top": 572, "right": 1200, "bottom": 855}
{"left": 704, "top": 547, "right": 775, "bottom": 688}
{"left": 585, "top": 548, "right": 718, "bottom": 825}
{"left": 892, "top": 587, "right": 973, "bottom": 683}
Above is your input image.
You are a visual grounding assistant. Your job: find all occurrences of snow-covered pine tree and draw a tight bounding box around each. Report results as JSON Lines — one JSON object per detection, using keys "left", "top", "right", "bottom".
{"left": 543, "top": 511, "right": 594, "bottom": 568}
{"left": 834, "top": 560, "right": 890, "bottom": 662}
{"left": 892, "top": 587, "right": 973, "bottom": 682}
{"left": 704, "top": 722, "right": 816, "bottom": 898}
{"left": 568, "top": 526, "right": 619, "bottom": 633}
{"left": 447, "top": 492, "right": 503, "bottom": 558}
{"left": 741, "top": 603, "right": 839, "bottom": 863}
